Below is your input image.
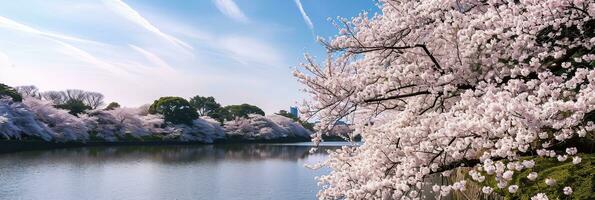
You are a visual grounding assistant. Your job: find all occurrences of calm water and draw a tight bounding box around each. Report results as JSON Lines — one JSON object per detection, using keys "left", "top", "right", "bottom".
{"left": 0, "top": 142, "right": 349, "bottom": 200}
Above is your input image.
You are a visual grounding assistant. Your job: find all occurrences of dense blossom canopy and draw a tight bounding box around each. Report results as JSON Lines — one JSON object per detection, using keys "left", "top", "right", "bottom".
{"left": 0, "top": 97, "right": 309, "bottom": 143}
{"left": 224, "top": 114, "right": 312, "bottom": 140}
{"left": 295, "top": 0, "right": 594, "bottom": 199}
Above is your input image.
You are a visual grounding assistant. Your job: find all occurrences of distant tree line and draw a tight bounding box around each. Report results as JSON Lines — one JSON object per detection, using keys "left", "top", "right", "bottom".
{"left": 153, "top": 95, "right": 266, "bottom": 125}
{"left": 2, "top": 84, "right": 271, "bottom": 126}
{"left": 11, "top": 85, "right": 105, "bottom": 116}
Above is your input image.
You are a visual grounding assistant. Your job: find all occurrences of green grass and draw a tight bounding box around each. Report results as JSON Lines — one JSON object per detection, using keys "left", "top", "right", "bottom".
{"left": 483, "top": 154, "right": 594, "bottom": 200}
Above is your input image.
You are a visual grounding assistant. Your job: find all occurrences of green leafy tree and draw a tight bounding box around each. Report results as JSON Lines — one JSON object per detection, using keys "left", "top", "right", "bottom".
{"left": 105, "top": 102, "right": 121, "bottom": 110}
{"left": 148, "top": 97, "right": 198, "bottom": 125}
{"left": 56, "top": 99, "right": 92, "bottom": 116}
{"left": 209, "top": 107, "right": 231, "bottom": 124}
{"left": 189, "top": 95, "right": 222, "bottom": 116}
{"left": 224, "top": 104, "right": 265, "bottom": 119}
{"left": 0, "top": 83, "right": 23, "bottom": 102}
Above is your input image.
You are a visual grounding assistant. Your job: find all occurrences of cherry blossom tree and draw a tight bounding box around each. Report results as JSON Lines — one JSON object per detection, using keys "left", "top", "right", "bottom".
{"left": 23, "top": 97, "right": 89, "bottom": 141}
{"left": 84, "top": 107, "right": 154, "bottom": 141}
{"left": 295, "top": 0, "right": 594, "bottom": 199}
{"left": 224, "top": 114, "right": 312, "bottom": 140}
{"left": 0, "top": 98, "right": 54, "bottom": 141}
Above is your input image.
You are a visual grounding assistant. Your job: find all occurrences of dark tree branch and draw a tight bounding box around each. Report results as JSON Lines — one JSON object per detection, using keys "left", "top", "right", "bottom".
{"left": 364, "top": 91, "right": 432, "bottom": 103}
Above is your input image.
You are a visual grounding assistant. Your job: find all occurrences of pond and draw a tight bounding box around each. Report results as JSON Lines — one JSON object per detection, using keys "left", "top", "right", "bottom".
{"left": 0, "top": 142, "right": 350, "bottom": 200}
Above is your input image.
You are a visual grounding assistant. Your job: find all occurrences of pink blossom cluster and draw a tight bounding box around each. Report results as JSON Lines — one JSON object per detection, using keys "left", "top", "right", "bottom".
{"left": 295, "top": 0, "right": 594, "bottom": 199}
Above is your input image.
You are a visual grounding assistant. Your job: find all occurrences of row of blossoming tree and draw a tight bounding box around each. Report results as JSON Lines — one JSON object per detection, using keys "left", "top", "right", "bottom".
{"left": 295, "top": 0, "right": 594, "bottom": 199}
{"left": 0, "top": 84, "right": 312, "bottom": 143}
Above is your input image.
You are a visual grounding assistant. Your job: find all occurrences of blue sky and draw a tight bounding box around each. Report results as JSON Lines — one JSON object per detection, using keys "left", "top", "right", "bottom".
{"left": 0, "top": 0, "right": 377, "bottom": 114}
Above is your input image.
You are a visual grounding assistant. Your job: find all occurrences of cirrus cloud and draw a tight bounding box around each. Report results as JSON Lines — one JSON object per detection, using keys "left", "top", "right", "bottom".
{"left": 212, "top": 0, "right": 248, "bottom": 23}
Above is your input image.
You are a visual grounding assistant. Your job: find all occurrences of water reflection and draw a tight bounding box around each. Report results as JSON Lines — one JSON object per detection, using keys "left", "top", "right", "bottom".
{"left": 0, "top": 143, "right": 340, "bottom": 164}
{"left": 0, "top": 143, "right": 347, "bottom": 200}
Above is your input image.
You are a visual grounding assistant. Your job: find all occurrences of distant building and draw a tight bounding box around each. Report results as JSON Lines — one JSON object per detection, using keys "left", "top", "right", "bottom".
{"left": 290, "top": 106, "right": 298, "bottom": 118}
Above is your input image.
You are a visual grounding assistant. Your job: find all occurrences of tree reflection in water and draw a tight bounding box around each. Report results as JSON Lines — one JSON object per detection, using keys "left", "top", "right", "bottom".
{"left": 0, "top": 143, "right": 349, "bottom": 165}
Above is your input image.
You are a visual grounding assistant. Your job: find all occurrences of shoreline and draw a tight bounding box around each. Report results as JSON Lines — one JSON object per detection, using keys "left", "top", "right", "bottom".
{"left": 0, "top": 137, "right": 313, "bottom": 154}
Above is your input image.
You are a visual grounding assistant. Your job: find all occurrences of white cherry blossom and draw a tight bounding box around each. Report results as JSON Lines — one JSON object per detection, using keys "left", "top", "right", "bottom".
{"left": 295, "top": 0, "right": 595, "bottom": 198}
{"left": 527, "top": 172, "right": 539, "bottom": 181}
{"left": 508, "top": 185, "right": 519, "bottom": 193}
{"left": 531, "top": 193, "right": 549, "bottom": 200}
{"left": 545, "top": 178, "right": 556, "bottom": 186}
{"left": 572, "top": 156, "right": 582, "bottom": 164}
{"left": 563, "top": 186, "right": 573, "bottom": 195}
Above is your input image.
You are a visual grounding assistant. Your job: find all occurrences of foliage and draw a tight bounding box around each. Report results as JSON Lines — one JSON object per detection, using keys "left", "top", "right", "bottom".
{"left": 105, "top": 102, "right": 121, "bottom": 110}
{"left": 0, "top": 83, "right": 22, "bottom": 102}
{"left": 148, "top": 97, "right": 198, "bottom": 125}
{"left": 0, "top": 97, "right": 227, "bottom": 143}
{"left": 55, "top": 99, "right": 92, "bottom": 116}
{"left": 483, "top": 154, "right": 594, "bottom": 200}
{"left": 22, "top": 97, "right": 89, "bottom": 141}
{"left": 1, "top": 96, "right": 297, "bottom": 143}
{"left": 224, "top": 104, "right": 265, "bottom": 119}
{"left": 267, "top": 115, "right": 312, "bottom": 138}
{"left": 85, "top": 107, "right": 158, "bottom": 141}
{"left": 188, "top": 95, "right": 232, "bottom": 123}
{"left": 209, "top": 107, "right": 231, "bottom": 124}
{"left": 189, "top": 95, "right": 222, "bottom": 116}
{"left": 167, "top": 117, "right": 226, "bottom": 142}
{"left": 276, "top": 110, "right": 315, "bottom": 131}
{"left": 294, "top": 0, "right": 595, "bottom": 199}
{"left": 0, "top": 98, "right": 53, "bottom": 140}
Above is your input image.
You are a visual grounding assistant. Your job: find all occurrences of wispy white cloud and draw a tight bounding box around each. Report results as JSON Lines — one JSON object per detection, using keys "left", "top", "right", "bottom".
{"left": 0, "top": 15, "right": 126, "bottom": 75}
{"left": 150, "top": 17, "right": 284, "bottom": 68}
{"left": 56, "top": 41, "right": 129, "bottom": 75}
{"left": 129, "top": 44, "right": 176, "bottom": 73}
{"left": 218, "top": 36, "right": 284, "bottom": 67}
{"left": 213, "top": 0, "right": 248, "bottom": 23}
{"left": 103, "top": 0, "right": 193, "bottom": 51}
{"left": 294, "top": 0, "right": 314, "bottom": 31}
{"left": 0, "top": 16, "right": 102, "bottom": 45}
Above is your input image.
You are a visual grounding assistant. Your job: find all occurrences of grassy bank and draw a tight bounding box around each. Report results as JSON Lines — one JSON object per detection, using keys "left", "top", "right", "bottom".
{"left": 498, "top": 154, "right": 594, "bottom": 200}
